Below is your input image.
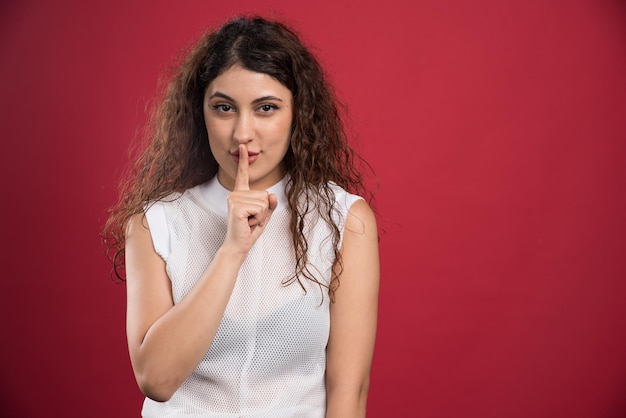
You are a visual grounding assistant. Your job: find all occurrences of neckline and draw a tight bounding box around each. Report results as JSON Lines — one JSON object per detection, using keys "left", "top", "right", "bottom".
{"left": 196, "top": 175, "right": 289, "bottom": 215}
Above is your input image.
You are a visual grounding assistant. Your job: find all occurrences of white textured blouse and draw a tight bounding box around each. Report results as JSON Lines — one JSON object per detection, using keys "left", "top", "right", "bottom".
{"left": 142, "top": 176, "right": 361, "bottom": 418}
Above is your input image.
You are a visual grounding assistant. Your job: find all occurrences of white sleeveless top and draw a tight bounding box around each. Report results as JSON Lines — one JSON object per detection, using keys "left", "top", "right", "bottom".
{"left": 142, "top": 176, "right": 362, "bottom": 418}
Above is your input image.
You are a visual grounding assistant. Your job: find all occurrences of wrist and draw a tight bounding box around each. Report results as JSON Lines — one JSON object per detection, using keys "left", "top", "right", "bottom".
{"left": 216, "top": 244, "right": 248, "bottom": 265}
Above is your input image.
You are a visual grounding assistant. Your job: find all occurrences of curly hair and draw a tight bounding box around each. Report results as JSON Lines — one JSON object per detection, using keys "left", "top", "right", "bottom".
{"left": 102, "top": 15, "right": 372, "bottom": 301}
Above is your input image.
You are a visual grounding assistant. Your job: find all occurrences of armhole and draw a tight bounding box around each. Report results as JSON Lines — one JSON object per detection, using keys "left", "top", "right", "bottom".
{"left": 144, "top": 202, "right": 170, "bottom": 262}
{"left": 335, "top": 190, "right": 365, "bottom": 250}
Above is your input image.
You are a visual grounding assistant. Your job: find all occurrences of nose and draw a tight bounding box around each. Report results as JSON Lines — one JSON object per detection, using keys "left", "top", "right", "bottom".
{"left": 233, "top": 112, "right": 254, "bottom": 144}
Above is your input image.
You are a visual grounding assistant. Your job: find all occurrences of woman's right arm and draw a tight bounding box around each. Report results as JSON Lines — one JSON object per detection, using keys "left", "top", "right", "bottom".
{"left": 125, "top": 145, "right": 275, "bottom": 402}
{"left": 125, "top": 214, "right": 246, "bottom": 402}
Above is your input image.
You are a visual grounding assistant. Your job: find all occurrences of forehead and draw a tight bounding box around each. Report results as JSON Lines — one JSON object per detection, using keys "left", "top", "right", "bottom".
{"left": 205, "top": 65, "right": 292, "bottom": 102}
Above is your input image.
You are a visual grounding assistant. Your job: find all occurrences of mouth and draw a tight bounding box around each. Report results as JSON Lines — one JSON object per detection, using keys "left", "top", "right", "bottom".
{"left": 231, "top": 151, "right": 259, "bottom": 164}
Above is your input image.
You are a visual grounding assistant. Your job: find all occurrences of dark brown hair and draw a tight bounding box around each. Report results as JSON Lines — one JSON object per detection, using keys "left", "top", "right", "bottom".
{"left": 102, "top": 15, "right": 372, "bottom": 300}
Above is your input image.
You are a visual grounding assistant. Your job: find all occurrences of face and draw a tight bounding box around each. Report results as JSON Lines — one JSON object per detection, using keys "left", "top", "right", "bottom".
{"left": 203, "top": 64, "right": 293, "bottom": 191}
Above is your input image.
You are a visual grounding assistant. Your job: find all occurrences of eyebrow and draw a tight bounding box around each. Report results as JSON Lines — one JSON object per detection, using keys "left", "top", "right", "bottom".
{"left": 208, "top": 92, "right": 284, "bottom": 104}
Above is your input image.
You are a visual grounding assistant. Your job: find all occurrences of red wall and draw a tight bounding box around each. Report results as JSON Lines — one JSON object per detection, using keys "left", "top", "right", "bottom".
{"left": 2, "top": 0, "right": 625, "bottom": 417}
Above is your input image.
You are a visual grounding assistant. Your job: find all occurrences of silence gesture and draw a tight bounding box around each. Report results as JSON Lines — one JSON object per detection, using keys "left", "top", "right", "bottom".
{"left": 224, "top": 144, "right": 278, "bottom": 256}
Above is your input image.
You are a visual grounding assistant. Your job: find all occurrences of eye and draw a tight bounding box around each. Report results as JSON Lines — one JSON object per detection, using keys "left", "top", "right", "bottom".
{"left": 212, "top": 104, "right": 234, "bottom": 112}
{"left": 258, "top": 104, "right": 278, "bottom": 113}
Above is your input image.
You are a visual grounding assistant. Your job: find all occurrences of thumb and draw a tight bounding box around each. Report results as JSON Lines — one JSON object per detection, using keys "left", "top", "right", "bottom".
{"left": 268, "top": 193, "right": 278, "bottom": 211}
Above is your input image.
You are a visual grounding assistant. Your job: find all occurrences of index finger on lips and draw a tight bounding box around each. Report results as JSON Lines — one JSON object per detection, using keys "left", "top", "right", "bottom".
{"left": 234, "top": 144, "right": 250, "bottom": 191}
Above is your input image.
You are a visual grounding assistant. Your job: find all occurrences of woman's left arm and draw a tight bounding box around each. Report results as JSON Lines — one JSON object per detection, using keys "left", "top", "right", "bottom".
{"left": 326, "top": 199, "right": 380, "bottom": 418}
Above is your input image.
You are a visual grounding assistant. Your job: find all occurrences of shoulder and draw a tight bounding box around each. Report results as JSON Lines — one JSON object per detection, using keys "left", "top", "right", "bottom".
{"left": 142, "top": 189, "right": 192, "bottom": 262}
{"left": 344, "top": 199, "right": 377, "bottom": 239}
{"left": 327, "top": 182, "right": 364, "bottom": 213}
{"left": 147, "top": 188, "right": 191, "bottom": 208}
{"left": 143, "top": 184, "right": 205, "bottom": 218}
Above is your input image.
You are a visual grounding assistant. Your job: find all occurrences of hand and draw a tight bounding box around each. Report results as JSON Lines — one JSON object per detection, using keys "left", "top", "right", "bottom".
{"left": 223, "top": 144, "right": 278, "bottom": 256}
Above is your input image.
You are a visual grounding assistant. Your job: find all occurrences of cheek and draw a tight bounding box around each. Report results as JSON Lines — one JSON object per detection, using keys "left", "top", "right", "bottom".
{"left": 205, "top": 121, "right": 229, "bottom": 145}
{"left": 271, "top": 114, "right": 293, "bottom": 140}
{"left": 205, "top": 125, "right": 230, "bottom": 165}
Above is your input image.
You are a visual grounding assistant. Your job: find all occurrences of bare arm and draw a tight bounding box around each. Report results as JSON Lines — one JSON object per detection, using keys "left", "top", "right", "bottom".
{"left": 125, "top": 145, "right": 276, "bottom": 402}
{"left": 325, "top": 199, "right": 380, "bottom": 417}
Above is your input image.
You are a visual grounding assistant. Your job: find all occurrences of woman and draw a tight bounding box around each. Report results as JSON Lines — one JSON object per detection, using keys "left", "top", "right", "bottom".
{"left": 103, "top": 15, "right": 379, "bottom": 417}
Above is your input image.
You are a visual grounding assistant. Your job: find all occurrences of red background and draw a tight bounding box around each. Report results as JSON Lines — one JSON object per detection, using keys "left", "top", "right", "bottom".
{"left": 1, "top": 0, "right": 626, "bottom": 417}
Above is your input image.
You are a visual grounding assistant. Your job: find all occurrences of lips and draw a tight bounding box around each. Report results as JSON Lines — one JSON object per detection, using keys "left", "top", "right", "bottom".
{"left": 231, "top": 151, "right": 259, "bottom": 164}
